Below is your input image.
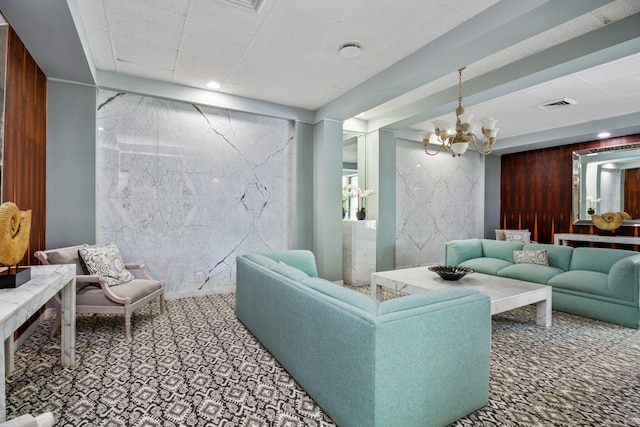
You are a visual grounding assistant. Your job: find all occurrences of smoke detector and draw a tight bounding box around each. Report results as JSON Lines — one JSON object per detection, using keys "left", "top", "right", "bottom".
{"left": 339, "top": 43, "right": 362, "bottom": 58}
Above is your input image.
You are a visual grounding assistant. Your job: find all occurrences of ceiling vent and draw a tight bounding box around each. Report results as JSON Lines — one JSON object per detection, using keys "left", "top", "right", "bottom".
{"left": 539, "top": 97, "right": 578, "bottom": 110}
{"left": 217, "top": 0, "right": 268, "bottom": 12}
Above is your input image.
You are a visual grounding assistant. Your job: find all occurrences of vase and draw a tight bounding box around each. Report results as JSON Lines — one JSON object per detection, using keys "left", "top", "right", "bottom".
{"left": 588, "top": 208, "right": 595, "bottom": 214}
{"left": 356, "top": 209, "right": 366, "bottom": 220}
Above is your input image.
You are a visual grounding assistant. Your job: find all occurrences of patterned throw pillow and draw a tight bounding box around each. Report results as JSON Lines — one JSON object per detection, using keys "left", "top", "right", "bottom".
{"left": 504, "top": 230, "right": 531, "bottom": 243}
{"left": 513, "top": 249, "right": 549, "bottom": 266}
{"left": 79, "top": 243, "right": 134, "bottom": 287}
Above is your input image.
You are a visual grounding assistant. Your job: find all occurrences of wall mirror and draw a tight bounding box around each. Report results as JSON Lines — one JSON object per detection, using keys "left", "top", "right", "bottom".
{"left": 572, "top": 143, "right": 640, "bottom": 225}
{"left": 342, "top": 131, "right": 366, "bottom": 220}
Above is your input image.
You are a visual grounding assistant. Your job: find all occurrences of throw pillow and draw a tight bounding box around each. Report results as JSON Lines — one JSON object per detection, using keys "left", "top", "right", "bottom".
{"left": 504, "top": 230, "right": 531, "bottom": 243}
{"left": 495, "top": 229, "right": 529, "bottom": 241}
{"left": 78, "top": 243, "right": 134, "bottom": 287}
{"left": 513, "top": 249, "right": 549, "bottom": 266}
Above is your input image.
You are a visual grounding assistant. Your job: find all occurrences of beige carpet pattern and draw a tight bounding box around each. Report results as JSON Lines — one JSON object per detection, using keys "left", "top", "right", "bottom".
{"left": 6, "top": 290, "right": 640, "bottom": 426}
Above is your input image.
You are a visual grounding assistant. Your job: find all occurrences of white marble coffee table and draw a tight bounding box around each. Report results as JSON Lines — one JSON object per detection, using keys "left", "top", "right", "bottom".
{"left": 371, "top": 266, "right": 552, "bottom": 327}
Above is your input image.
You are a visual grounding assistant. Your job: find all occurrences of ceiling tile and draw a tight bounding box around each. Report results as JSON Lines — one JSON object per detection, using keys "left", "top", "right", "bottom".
{"left": 577, "top": 54, "right": 640, "bottom": 86}
{"left": 256, "top": 2, "right": 339, "bottom": 53}
{"left": 105, "top": 0, "right": 185, "bottom": 49}
{"left": 239, "top": 38, "right": 309, "bottom": 74}
{"left": 519, "top": 14, "right": 602, "bottom": 54}
{"left": 278, "top": 0, "right": 367, "bottom": 23}
{"left": 182, "top": 18, "right": 253, "bottom": 62}
{"left": 188, "top": 0, "right": 270, "bottom": 36}
{"left": 76, "top": 0, "right": 109, "bottom": 31}
{"left": 113, "top": 33, "right": 177, "bottom": 70}
{"left": 524, "top": 75, "right": 595, "bottom": 103}
{"left": 128, "top": 0, "right": 190, "bottom": 16}
{"left": 116, "top": 60, "right": 175, "bottom": 81}
{"left": 175, "top": 51, "right": 236, "bottom": 81}
{"left": 228, "top": 63, "right": 285, "bottom": 89}
{"left": 86, "top": 29, "right": 116, "bottom": 70}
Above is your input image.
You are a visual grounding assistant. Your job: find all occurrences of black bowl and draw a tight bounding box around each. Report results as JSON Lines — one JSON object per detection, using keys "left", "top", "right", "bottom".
{"left": 428, "top": 265, "right": 474, "bottom": 281}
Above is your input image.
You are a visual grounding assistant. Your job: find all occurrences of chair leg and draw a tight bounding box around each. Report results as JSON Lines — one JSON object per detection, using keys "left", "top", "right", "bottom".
{"left": 160, "top": 294, "right": 166, "bottom": 314}
{"left": 124, "top": 308, "right": 132, "bottom": 342}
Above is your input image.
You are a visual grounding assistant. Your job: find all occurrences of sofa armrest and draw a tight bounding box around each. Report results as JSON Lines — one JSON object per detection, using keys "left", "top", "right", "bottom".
{"left": 607, "top": 254, "right": 640, "bottom": 302}
{"left": 377, "top": 287, "right": 484, "bottom": 315}
{"left": 373, "top": 288, "right": 491, "bottom": 426}
{"left": 445, "top": 238, "right": 482, "bottom": 265}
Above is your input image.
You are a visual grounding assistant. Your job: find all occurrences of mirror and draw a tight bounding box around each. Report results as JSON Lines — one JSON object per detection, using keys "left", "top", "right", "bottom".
{"left": 342, "top": 131, "right": 366, "bottom": 220}
{"left": 572, "top": 143, "right": 640, "bottom": 225}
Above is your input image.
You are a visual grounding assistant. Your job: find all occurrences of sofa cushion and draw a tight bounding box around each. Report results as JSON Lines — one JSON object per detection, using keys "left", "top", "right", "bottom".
{"left": 547, "top": 271, "right": 612, "bottom": 298}
{"left": 77, "top": 278, "right": 162, "bottom": 306}
{"left": 459, "top": 258, "right": 513, "bottom": 275}
{"left": 513, "top": 249, "right": 549, "bottom": 266}
{"left": 270, "top": 262, "right": 310, "bottom": 281}
{"left": 497, "top": 264, "right": 563, "bottom": 284}
{"left": 242, "top": 253, "right": 277, "bottom": 269}
{"left": 258, "top": 250, "right": 319, "bottom": 277}
{"left": 480, "top": 239, "right": 524, "bottom": 262}
{"left": 569, "top": 247, "right": 638, "bottom": 274}
{"left": 523, "top": 243, "right": 573, "bottom": 271}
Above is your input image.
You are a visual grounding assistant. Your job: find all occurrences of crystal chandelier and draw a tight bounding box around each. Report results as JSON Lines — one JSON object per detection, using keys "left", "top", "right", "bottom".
{"left": 421, "top": 67, "right": 498, "bottom": 157}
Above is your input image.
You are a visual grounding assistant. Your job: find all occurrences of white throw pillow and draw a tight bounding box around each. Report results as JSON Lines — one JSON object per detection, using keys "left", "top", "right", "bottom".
{"left": 504, "top": 230, "right": 531, "bottom": 243}
{"left": 79, "top": 243, "right": 134, "bottom": 287}
{"left": 513, "top": 249, "right": 549, "bottom": 266}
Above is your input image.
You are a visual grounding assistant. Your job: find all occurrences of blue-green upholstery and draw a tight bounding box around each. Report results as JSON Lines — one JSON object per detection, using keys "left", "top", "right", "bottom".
{"left": 236, "top": 250, "right": 491, "bottom": 427}
{"left": 445, "top": 238, "right": 640, "bottom": 328}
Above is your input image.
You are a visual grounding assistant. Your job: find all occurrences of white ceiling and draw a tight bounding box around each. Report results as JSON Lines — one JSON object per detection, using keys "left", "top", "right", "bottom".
{"left": 1, "top": 0, "right": 640, "bottom": 154}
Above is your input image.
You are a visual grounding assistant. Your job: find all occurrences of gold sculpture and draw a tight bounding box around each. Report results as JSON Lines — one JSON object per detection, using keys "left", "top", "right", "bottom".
{"left": 0, "top": 202, "right": 32, "bottom": 267}
{"left": 591, "top": 211, "right": 630, "bottom": 232}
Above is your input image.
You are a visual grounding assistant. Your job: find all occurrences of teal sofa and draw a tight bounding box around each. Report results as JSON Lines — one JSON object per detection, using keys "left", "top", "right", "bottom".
{"left": 236, "top": 250, "right": 491, "bottom": 427}
{"left": 445, "top": 238, "right": 640, "bottom": 328}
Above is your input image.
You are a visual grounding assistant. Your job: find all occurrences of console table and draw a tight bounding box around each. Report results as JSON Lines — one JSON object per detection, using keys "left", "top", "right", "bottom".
{"left": 0, "top": 264, "right": 76, "bottom": 421}
{"left": 554, "top": 232, "right": 640, "bottom": 247}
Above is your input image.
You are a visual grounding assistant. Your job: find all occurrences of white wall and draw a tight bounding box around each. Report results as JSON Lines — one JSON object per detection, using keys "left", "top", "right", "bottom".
{"left": 395, "top": 140, "right": 484, "bottom": 267}
{"left": 96, "top": 90, "right": 294, "bottom": 297}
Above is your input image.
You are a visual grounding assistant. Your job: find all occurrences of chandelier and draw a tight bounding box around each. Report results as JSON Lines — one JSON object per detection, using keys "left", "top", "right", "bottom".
{"left": 421, "top": 67, "right": 498, "bottom": 157}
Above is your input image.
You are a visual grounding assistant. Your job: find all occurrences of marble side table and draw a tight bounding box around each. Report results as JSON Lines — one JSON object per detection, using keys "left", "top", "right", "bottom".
{"left": 0, "top": 264, "right": 76, "bottom": 422}
{"left": 343, "top": 220, "right": 376, "bottom": 285}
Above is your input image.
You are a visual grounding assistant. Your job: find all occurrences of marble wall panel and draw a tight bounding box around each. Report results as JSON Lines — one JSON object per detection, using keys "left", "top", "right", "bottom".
{"left": 97, "top": 91, "right": 294, "bottom": 296}
{"left": 396, "top": 140, "right": 483, "bottom": 268}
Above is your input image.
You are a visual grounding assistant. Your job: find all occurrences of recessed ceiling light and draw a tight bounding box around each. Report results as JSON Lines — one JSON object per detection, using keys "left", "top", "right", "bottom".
{"left": 206, "top": 81, "right": 221, "bottom": 90}
{"left": 597, "top": 132, "right": 611, "bottom": 138}
{"left": 339, "top": 43, "right": 362, "bottom": 58}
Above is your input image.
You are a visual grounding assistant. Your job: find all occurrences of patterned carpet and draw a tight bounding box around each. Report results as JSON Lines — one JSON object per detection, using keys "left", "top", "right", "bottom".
{"left": 6, "top": 289, "right": 640, "bottom": 426}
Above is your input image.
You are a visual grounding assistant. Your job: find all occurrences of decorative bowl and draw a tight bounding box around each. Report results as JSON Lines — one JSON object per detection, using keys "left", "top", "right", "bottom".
{"left": 428, "top": 265, "right": 474, "bottom": 281}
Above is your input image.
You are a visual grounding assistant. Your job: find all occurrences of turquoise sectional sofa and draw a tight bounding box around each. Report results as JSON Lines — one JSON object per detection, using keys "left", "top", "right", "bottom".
{"left": 236, "top": 250, "right": 491, "bottom": 427}
{"left": 445, "top": 238, "right": 640, "bottom": 328}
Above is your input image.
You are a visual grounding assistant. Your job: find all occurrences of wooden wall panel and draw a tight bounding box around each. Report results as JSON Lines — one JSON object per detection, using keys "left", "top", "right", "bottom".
{"left": 2, "top": 27, "right": 47, "bottom": 265}
{"left": 624, "top": 168, "right": 640, "bottom": 220}
{"left": 501, "top": 134, "right": 640, "bottom": 245}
